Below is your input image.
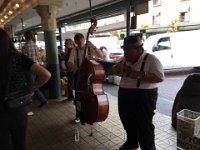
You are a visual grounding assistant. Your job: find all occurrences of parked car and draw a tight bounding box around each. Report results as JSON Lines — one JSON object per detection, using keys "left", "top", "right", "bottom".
{"left": 105, "top": 48, "right": 124, "bottom": 61}
{"left": 143, "top": 30, "right": 200, "bottom": 69}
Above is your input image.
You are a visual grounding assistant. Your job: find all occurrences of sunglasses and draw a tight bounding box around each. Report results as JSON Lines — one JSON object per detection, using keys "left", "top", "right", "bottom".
{"left": 122, "top": 46, "right": 140, "bottom": 51}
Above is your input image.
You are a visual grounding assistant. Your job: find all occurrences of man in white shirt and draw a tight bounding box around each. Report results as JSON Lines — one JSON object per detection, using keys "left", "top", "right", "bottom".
{"left": 111, "top": 35, "right": 164, "bottom": 150}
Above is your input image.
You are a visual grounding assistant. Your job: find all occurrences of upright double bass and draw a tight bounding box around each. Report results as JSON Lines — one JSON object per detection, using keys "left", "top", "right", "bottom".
{"left": 76, "top": 17, "right": 109, "bottom": 125}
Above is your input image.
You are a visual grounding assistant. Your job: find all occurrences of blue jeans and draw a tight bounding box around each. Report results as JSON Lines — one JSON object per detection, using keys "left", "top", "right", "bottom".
{"left": 25, "top": 72, "right": 47, "bottom": 104}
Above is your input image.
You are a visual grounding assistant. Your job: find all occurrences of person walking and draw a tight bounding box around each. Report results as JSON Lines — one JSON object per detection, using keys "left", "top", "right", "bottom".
{"left": 111, "top": 35, "right": 164, "bottom": 150}
{"left": 22, "top": 31, "right": 48, "bottom": 107}
{"left": 67, "top": 33, "right": 105, "bottom": 123}
{"left": 0, "top": 28, "right": 51, "bottom": 150}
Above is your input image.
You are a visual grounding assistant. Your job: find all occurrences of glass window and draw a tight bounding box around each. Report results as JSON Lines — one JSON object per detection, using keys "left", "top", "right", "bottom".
{"left": 153, "top": 0, "right": 161, "bottom": 6}
{"left": 180, "top": 12, "right": 185, "bottom": 22}
{"left": 152, "top": 12, "right": 161, "bottom": 26}
{"left": 152, "top": 37, "right": 171, "bottom": 51}
{"left": 179, "top": 12, "right": 189, "bottom": 22}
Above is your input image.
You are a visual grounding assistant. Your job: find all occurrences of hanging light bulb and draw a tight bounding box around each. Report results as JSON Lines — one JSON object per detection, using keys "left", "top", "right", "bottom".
{"left": 16, "top": 3, "right": 20, "bottom": 8}
{"left": 8, "top": 11, "right": 13, "bottom": 15}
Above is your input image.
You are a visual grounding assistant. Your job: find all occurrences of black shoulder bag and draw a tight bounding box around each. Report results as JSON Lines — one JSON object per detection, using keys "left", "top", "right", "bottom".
{"left": 3, "top": 56, "right": 32, "bottom": 109}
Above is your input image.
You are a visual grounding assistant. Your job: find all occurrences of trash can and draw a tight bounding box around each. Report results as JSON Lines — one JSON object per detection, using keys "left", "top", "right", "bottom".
{"left": 172, "top": 73, "right": 200, "bottom": 129}
{"left": 177, "top": 109, "right": 200, "bottom": 149}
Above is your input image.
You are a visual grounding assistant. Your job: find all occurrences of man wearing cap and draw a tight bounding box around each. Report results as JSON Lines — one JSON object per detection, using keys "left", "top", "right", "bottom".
{"left": 111, "top": 35, "right": 164, "bottom": 150}
{"left": 67, "top": 33, "right": 105, "bottom": 73}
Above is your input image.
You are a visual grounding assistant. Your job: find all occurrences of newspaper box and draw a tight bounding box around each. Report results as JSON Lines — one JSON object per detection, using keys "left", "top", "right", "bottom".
{"left": 177, "top": 109, "right": 200, "bottom": 149}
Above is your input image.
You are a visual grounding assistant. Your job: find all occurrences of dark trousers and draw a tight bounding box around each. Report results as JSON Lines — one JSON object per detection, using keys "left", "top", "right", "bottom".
{"left": 118, "top": 87, "right": 157, "bottom": 150}
{"left": 74, "top": 73, "right": 80, "bottom": 118}
{"left": 67, "top": 72, "right": 75, "bottom": 99}
{"left": 0, "top": 107, "right": 28, "bottom": 150}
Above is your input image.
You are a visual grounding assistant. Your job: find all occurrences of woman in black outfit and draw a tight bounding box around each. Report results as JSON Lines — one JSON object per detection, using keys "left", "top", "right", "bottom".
{"left": 0, "top": 28, "right": 51, "bottom": 150}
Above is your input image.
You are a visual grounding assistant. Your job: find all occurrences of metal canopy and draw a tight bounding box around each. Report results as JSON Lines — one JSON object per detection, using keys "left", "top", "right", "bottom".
{"left": 58, "top": 0, "right": 126, "bottom": 26}
{"left": 1, "top": 0, "right": 149, "bottom": 33}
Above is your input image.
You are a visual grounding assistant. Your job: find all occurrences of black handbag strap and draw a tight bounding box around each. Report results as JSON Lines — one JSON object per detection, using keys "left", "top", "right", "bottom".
{"left": 137, "top": 53, "right": 149, "bottom": 88}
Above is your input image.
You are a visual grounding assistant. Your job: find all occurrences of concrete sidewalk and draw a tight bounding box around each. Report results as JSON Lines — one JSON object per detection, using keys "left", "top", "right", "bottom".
{"left": 27, "top": 93, "right": 177, "bottom": 150}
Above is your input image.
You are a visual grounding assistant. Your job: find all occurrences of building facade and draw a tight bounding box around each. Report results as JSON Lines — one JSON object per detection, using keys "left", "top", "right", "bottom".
{"left": 137, "top": 0, "right": 200, "bottom": 32}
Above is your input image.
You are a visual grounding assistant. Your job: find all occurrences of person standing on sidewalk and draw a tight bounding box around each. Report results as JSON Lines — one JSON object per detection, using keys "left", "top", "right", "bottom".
{"left": 111, "top": 35, "right": 164, "bottom": 150}
{"left": 0, "top": 28, "right": 51, "bottom": 150}
{"left": 67, "top": 33, "right": 105, "bottom": 123}
{"left": 22, "top": 31, "right": 48, "bottom": 108}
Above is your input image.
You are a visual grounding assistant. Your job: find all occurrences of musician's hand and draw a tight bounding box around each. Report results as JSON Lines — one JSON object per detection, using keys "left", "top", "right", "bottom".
{"left": 110, "top": 61, "right": 125, "bottom": 75}
{"left": 129, "top": 71, "right": 145, "bottom": 79}
{"left": 129, "top": 71, "right": 138, "bottom": 79}
{"left": 123, "top": 65, "right": 132, "bottom": 76}
{"left": 67, "top": 62, "right": 78, "bottom": 73}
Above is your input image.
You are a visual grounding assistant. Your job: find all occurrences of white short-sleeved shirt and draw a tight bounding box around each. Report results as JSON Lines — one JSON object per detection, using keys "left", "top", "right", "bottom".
{"left": 68, "top": 41, "right": 99, "bottom": 67}
{"left": 120, "top": 51, "right": 164, "bottom": 89}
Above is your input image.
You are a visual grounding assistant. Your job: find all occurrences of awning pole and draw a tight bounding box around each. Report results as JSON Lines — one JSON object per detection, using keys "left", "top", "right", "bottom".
{"left": 126, "top": 0, "right": 132, "bottom": 36}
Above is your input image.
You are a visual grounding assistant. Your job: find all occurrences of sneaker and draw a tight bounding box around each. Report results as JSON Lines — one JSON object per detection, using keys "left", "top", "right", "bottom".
{"left": 38, "top": 101, "right": 48, "bottom": 108}
{"left": 74, "top": 117, "right": 80, "bottom": 123}
{"left": 27, "top": 111, "right": 34, "bottom": 116}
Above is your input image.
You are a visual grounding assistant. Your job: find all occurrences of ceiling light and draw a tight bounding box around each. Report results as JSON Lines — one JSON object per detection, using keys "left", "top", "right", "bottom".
{"left": 4, "top": 16, "right": 8, "bottom": 19}
{"left": 8, "top": 11, "right": 13, "bottom": 15}
{"left": 16, "top": 3, "right": 20, "bottom": 8}
{"left": 1, "top": 19, "right": 4, "bottom": 22}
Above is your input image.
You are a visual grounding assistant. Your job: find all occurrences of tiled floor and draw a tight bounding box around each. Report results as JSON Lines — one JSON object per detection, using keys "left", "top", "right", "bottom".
{"left": 27, "top": 92, "right": 177, "bottom": 150}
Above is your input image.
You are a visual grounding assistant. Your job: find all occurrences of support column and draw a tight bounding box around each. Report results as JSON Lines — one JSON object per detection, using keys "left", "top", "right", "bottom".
{"left": 126, "top": 0, "right": 132, "bottom": 36}
{"left": 33, "top": 1, "right": 63, "bottom": 99}
{"left": 57, "top": 22, "right": 64, "bottom": 52}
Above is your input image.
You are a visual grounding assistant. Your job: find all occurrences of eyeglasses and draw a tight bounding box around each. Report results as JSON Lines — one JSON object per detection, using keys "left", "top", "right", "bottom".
{"left": 122, "top": 46, "right": 139, "bottom": 51}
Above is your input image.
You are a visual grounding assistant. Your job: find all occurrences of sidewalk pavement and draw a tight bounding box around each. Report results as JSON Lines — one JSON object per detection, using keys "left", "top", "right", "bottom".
{"left": 27, "top": 93, "right": 177, "bottom": 150}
